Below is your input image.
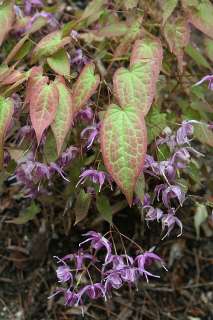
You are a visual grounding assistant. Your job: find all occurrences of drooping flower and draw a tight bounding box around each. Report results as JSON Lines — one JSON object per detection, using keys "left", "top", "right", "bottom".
{"left": 56, "top": 146, "right": 78, "bottom": 168}
{"left": 77, "top": 106, "right": 94, "bottom": 122}
{"left": 56, "top": 265, "right": 73, "bottom": 283}
{"left": 62, "top": 249, "right": 94, "bottom": 271}
{"left": 161, "top": 208, "right": 183, "bottom": 239}
{"left": 24, "top": 0, "right": 43, "bottom": 15}
{"left": 135, "top": 252, "right": 163, "bottom": 281}
{"left": 80, "top": 123, "right": 100, "bottom": 149}
{"left": 76, "top": 169, "right": 112, "bottom": 192}
{"left": 78, "top": 283, "right": 106, "bottom": 302}
{"left": 176, "top": 121, "right": 194, "bottom": 146}
{"left": 145, "top": 206, "right": 164, "bottom": 222}
{"left": 155, "top": 184, "right": 185, "bottom": 208}
{"left": 195, "top": 74, "right": 213, "bottom": 90}
{"left": 80, "top": 231, "right": 112, "bottom": 262}
{"left": 104, "top": 271, "right": 123, "bottom": 291}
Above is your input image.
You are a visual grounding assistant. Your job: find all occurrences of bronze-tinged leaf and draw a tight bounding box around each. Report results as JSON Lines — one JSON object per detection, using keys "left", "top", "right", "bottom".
{"left": 51, "top": 77, "right": 74, "bottom": 155}
{"left": 28, "top": 69, "right": 59, "bottom": 144}
{"left": 0, "top": 0, "right": 14, "bottom": 47}
{"left": 25, "top": 66, "right": 45, "bottom": 106}
{"left": 182, "top": 0, "right": 213, "bottom": 39}
{"left": 0, "top": 96, "right": 14, "bottom": 169}
{"left": 72, "top": 63, "right": 100, "bottom": 115}
{"left": 100, "top": 104, "right": 147, "bottom": 206}
{"left": 164, "top": 17, "right": 190, "bottom": 73}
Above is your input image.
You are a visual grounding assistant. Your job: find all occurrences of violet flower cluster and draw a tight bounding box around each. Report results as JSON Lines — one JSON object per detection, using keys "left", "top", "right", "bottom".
{"left": 50, "top": 231, "right": 165, "bottom": 308}
{"left": 138, "top": 121, "right": 201, "bottom": 239}
{"left": 13, "top": 146, "right": 78, "bottom": 197}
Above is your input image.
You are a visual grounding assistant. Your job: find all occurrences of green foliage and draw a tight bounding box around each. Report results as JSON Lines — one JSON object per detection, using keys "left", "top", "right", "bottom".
{"left": 146, "top": 106, "right": 167, "bottom": 143}
{"left": 96, "top": 194, "right": 112, "bottom": 224}
{"left": 100, "top": 104, "right": 147, "bottom": 205}
{"left": 7, "top": 201, "right": 41, "bottom": 224}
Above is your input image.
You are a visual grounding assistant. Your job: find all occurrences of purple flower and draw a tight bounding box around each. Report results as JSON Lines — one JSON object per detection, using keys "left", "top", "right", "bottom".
{"left": 81, "top": 124, "right": 100, "bottom": 149}
{"left": 64, "top": 290, "right": 79, "bottom": 306}
{"left": 145, "top": 206, "right": 164, "bottom": 222}
{"left": 195, "top": 74, "right": 213, "bottom": 90}
{"left": 78, "top": 283, "right": 106, "bottom": 301}
{"left": 172, "top": 147, "right": 191, "bottom": 169}
{"left": 135, "top": 252, "right": 163, "bottom": 281}
{"left": 70, "top": 30, "right": 79, "bottom": 41}
{"left": 24, "top": 0, "right": 43, "bottom": 15}
{"left": 104, "top": 271, "right": 123, "bottom": 291}
{"left": 120, "top": 267, "right": 138, "bottom": 283}
{"left": 103, "top": 254, "right": 134, "bottom": 272}
{"left": 161, "top": 208, "right": 183, "bottom": 239}
{"left": 80, "top": 231, "right": 112, "bottom": 262}
{"left": 62, "top": 249, "right": 94, "bottom": 271}
{"left": 76, "top": 169, "right": 112, "bottom": 192}
{"left": 157, "top": 127, "right": 177, "bottom": 151}
{"left": 176, "top": 121, "right": 194, "bottom": 145}
{"left": 56, "top": 146, "right": 78, "bottom": 168}
{"left": 71, "top": 49, "right": 89, "bottom": 71}
{"left": 56, "top": 265, "right": 73, "bottom": 283}
{"left": 155, "top": 184, "right": 185, "bottom": 208}
{"left": 77, "top": 106, "right": 94, "bottom": 122}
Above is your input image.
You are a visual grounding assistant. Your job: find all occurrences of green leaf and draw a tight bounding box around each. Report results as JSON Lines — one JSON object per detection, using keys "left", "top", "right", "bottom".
{"left": 161, "top": 0, "right": 178, "bottom": 25}
{"left": 74, "top": 190, "right": 91, "bottom": 224}
{"left": 164, "top": 17, "right": 190, "bottom": 73}
{"left": 113, "top": 37, "right": 162, "bottom": 116}
{"left": 185, "top": 44, "right": 211, "bottom": 69}
{"left": 193, "top": 122, "right": 213, "bottom": 147}
{"left": 72, "top": 63, "right": 100, "bottom": 115}
{"left": 194, "top": 203, "right": 208, "bottom": 239}
{"left": 43, "top": 130, "right": 58, "bottom": 163}
{"left": 100, "top": 104, "right": 147, "bottom": 206}
{"left": 146, "top": 106, "right": 167, "bottom": 143}
{"left": 47, "top": 48, "right": 70, "bottom": 78}
{"left": 81, "top": 0, "right": 106, "bottom": 25}
{"left": 204, "top": 37, "right": 213, "bottom": 62}
{"left": 31, "top": 31, "right": 70, "bottom": 63}
{"left": 0, "top": 96, "right": 14, "bottom": 169}
{"left": 182, "top": 0, "right": 213, "bottom": 39}
{"left": 96, "top": 194, "right": 112, "bottom": 224}
{"left": 0, "top": 0, "right": 14, "bottom": 47}
{"left": 51, "top": 77, "right": 74, "bottom": 155}
{"left": 7, "top": 202, "right": 41, "bottom": 224}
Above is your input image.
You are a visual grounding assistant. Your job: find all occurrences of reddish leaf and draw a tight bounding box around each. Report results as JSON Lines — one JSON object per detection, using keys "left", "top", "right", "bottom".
{"left": 0, "top": 96, "right": 14, "bottom": 168}
{"left": 164, "top": 17, "right": 190, "bottom": 73}
{"left": 72, "top": 63, "right": 100, "bottom": 115}
{"left": 25, "top": 66, "right": 45, "bottom": 106}
{"left": 182, "top": 0, "right": 213, "bottom": 39}
{"left": 0, "top": 0, "right": 14, "bottom": 47}
{"left": 51, "top": 77, "right": 74, "bottom": 155}
{"left": 100, "top": 104, "right": 147, "bottom": 206}
{"left": 28, "top": 70, "right": 59, "bottom": 144}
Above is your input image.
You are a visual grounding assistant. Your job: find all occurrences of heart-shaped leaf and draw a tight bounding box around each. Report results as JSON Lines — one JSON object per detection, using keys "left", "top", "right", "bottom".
{"left": 113, "top": 38, "right": 162, "bottom": 116}
{"left": 182, "top": 0, "right": 213, "bottom": 39}
{"left": 164, "top": 17, "right": 190, "bottom": 73}
{"left": 47, "top": 48, "right": 70, "bottom": 78}
{"left": 0, "top": 96, "right": 14, "bottom": 168}
{"left": 28, "top": 70, "right": 59, "bottom": 144}
{"left": 51, "top": 77, "right": 74, "bottom": 154}
{"left": 31, "top": 31, "right": 70, "bottom": 63}
{"left": 72, "top": 63, "right": 100, "bottom": 115}
{"left": 100, "top": 104, "right": 147, "bottom": 205}
{"left": 0, "top": 0, "right": 14, "bottom": 47}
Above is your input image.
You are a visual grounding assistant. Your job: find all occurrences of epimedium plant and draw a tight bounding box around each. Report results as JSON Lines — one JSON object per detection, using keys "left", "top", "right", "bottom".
{"left": 0, "top": 0, "right": 213, "bottom": 311}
